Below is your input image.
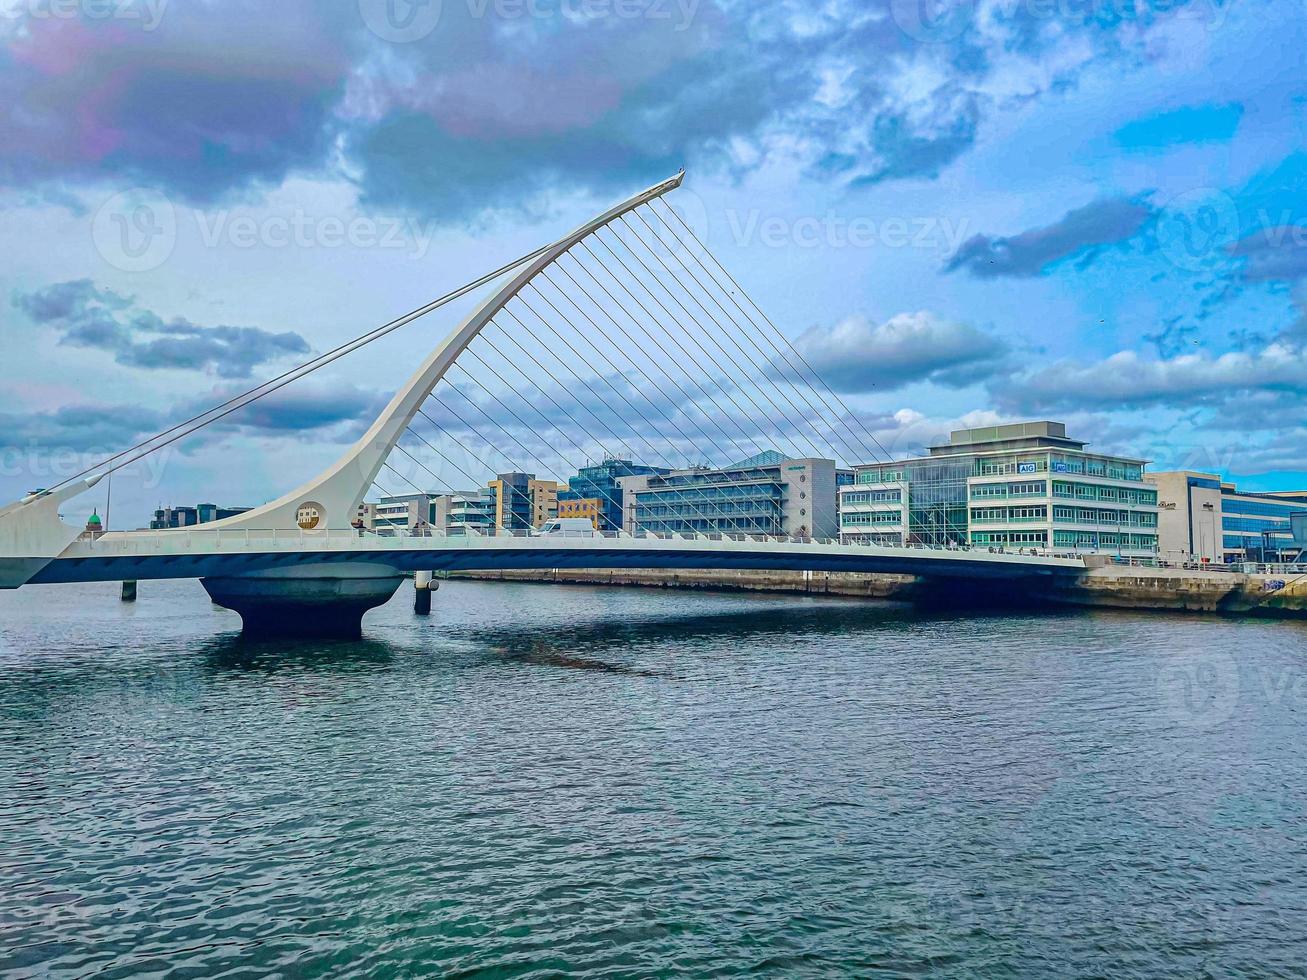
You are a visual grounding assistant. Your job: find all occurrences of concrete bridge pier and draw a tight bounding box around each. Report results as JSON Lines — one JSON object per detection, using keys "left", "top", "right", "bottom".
{"left": 201, "top": 562, "right": 405, "bottom": 639}
{"left": 413, "top": 571, "right": 435, "bottom": 615}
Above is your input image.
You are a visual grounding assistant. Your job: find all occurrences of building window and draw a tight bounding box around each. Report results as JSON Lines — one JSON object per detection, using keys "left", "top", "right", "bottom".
{"left": 971, "top": 530, "right": 1048, "bottom": 546}
{"left": 1009, "top": 506, "right": 1047, "bottom": 522}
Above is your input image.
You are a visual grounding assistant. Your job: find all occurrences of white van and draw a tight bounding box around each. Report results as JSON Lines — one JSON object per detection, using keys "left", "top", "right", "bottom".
{"left": 533, "top": 518, "right": 600, "bottom": 538}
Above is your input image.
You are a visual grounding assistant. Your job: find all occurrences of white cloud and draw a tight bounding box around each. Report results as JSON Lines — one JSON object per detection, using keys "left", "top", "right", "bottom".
{"left": 791, "top": 311, "right": 1009, "bottom": 393}
{"left": 1001, "top": 342, "right": 1307, "bottom": 411}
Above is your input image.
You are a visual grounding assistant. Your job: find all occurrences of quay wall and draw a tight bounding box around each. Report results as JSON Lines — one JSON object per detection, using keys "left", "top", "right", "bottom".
{"left": 453, "top": 567, "right": 918, "bottom": 599}
{"left": 450, "top": 566, "right": 1307, "bottom": 618}
{"left": 1044, "top": 566, "right": 1307, "bottom": 617}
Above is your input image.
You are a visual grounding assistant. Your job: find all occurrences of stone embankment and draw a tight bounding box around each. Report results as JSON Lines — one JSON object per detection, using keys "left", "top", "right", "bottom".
{"left": 1046, "top": 565, "right": 1307, "bottom": 616}
{"left": 453, "top": 565, "right": 1307, "bottom": 618}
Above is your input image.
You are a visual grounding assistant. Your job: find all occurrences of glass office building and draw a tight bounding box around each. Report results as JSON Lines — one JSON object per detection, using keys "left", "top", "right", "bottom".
{"left": 1149, "top": 471, "right": 1307, "bottom": 562}
{"left": 619, "top": 452, "right": 848, "bottom": 538}
{"left": 485, "top": 473, "right": 560, "bottom": 532}
{"left": 841, "top": 421, "right": 1160, "bottom": 555}
{"left": 558, "top": 458, "right": 670, "bottom": 531}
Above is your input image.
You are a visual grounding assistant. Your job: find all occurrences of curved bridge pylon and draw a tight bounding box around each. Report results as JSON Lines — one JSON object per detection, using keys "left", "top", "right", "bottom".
{"left": 208, "top": 170, "right": 687, "bottom": 536}
{"left": 0, "top": 172, "right": 700, "bottom": 633}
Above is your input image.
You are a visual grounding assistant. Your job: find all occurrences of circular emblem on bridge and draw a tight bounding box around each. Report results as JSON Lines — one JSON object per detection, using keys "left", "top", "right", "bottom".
{"left": 296, "top": 501, "right": 326, "bottom": 531}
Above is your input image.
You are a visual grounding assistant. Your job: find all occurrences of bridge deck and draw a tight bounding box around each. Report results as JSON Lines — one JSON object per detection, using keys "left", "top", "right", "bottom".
{"left": 29, "top": 529, "right": 1088, "bottom": 585}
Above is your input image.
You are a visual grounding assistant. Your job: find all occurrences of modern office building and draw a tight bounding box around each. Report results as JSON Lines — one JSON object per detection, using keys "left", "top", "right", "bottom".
{"left": 1148, "top": 471, "right": 1307, "bottom": 562}
{"left": 363, "top": 490, "right": 496, "bottom": 535}
{"left": 558, "top": 458, "right": 670, "bottom": 531}
{"left": 442, "top": 490, "right": 495, "bottom": 535}
{"left": 371, "top": 493, "right": 431, "bottom": 533}
{"left": 618, "top": 451, "right": 846, "bottom": 538}
{"left": 530, "top": 479, "right": 560, "bottom": 529}
{"left": 162, "top": 505, "right": 198, "bottom": 528}
{"left": 150, "top": 503, "right": 252, "bottom": 529}
{"left": 486, "top": 473, "right": 561, "bottom": 532}
{"left": 840, "top": 421, "right": 1160, "bottom": 555}
{"left": 837, "top": 483, "right": 910, "bottom": 547}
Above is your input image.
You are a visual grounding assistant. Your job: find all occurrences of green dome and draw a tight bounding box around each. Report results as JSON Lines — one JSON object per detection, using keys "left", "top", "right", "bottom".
{"left": 87, "top": 510, "right": 102, "bottom": 526}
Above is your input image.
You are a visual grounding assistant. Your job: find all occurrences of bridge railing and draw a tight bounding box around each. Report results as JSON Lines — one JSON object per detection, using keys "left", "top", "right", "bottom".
{"left": 1107, "top": 556, "right": 1307, "bottom": 575}
{"left": 81, "top": 525, "right": 1095, "bottom": 564}
{"left": 94, "top": 526, "right": 953, "bottom": 548}
{"left": 88, "top": 525, "right": 869, "bottom": 550}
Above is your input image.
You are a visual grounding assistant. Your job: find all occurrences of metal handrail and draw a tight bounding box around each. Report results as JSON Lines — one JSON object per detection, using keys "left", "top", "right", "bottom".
{"left": 79, "top": 523, "right": 1117, "bottom": 565}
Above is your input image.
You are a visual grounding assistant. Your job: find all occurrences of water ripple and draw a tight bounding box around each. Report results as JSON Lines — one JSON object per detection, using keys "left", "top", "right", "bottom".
{"left": 2, "top": 580, "right": 1306, "bottom": 977}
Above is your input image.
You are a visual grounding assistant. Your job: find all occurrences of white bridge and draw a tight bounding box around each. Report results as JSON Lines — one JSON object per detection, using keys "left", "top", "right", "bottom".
{"left": 31, "top": 527, "right": 1085, "bottom": 584}
{"left": 1, "top": 171, "right": 1089, "bottom": 636}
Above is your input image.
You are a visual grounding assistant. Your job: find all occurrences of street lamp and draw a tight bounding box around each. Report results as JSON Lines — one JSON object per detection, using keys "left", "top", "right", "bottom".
{"left": 1200, "top": 502, "right": 1216, "bottom": 563}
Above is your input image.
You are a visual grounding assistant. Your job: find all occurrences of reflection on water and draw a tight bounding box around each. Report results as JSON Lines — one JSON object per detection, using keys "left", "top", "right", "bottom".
{"left": 201, "top": 634, "right": 398, "bottom": 675}
{"left": 2, "top": 578, "right": 1306, "bottom": 977}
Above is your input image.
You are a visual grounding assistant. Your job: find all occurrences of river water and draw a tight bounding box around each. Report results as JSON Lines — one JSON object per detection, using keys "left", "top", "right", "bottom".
{"left": 2, "top": 579, "right": 1306, "bottom": 977}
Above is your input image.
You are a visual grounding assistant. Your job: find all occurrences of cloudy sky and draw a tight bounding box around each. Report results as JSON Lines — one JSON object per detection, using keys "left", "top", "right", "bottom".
{"left": 1, "top": 0, "right": 1304, "bottom": 526}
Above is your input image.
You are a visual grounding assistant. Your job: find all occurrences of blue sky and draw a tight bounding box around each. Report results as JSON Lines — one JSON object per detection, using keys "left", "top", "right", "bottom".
{"left": 1, "top": 0, "right": 1305, "bottom": 525}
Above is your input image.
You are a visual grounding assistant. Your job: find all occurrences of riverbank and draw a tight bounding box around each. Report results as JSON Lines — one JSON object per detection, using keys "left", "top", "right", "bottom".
{"left": 452, "top": 565, "right": 1307, "bottom": 617}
